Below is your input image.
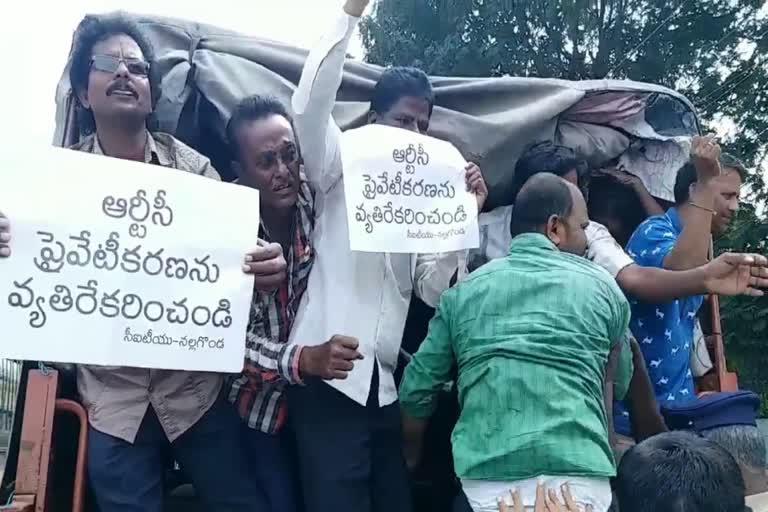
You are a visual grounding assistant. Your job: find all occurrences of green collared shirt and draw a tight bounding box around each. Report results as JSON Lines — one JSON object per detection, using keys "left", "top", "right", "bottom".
{"left": 399, "top": 233, "right": 632, "bottom": 481}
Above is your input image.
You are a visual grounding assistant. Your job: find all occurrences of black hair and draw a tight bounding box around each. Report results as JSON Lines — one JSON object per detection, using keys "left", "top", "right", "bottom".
{"left": 510, "top": 173, "right": 574, "bottom": 237}
{"left": 370, "top": 67, "right": 434, "bottom": 116}
{"left": 673, "top": 152, "right": 748, "bottom": 205}
{"left": 511, "top": 141, "right": 588, "bottom": 202}
{"left": 226, "top": 95, "right": 293, "bottom": 160}
{"left": 69, "top": 14, "right": 159, "bottom": 134}
{"left": 616, "top": 431, "right": 746, "bottom": 512}
{"left": 701, "top": 424, "right": 767, "bottom": 470}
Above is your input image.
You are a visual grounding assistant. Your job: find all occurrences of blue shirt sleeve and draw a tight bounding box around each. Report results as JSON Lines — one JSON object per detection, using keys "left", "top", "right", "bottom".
{"left": 626, "top": 217, "right": 677, "bottom": 269}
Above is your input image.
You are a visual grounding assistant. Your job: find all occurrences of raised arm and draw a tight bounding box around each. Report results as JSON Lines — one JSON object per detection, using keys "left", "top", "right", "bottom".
{"left": 593, "top": 166, "right": 665, "bottom": 217}
{"left": 291, "top": 0, "right": 369, "bottom": 193}
{"left": 663, "top": 136, "right": 721, "bottom": 270}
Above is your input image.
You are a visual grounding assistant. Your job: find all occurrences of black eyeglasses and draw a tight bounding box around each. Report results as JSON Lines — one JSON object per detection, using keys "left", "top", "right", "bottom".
{"left": 253, "top": 142, "right": 299, "bottom": 170}
{"left": 90, "top": 55, "right": 150, "bottom": 77}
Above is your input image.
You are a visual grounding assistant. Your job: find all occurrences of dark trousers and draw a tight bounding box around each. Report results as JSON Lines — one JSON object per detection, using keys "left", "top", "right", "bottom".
{"left": 288, "top": 369, "right": 413, "bottom": 512}
{"left": 241, "top": 424, "right": 299, "bottom": 512}
{"left": 87, "top": 396, "right": 270, "bottom": 512}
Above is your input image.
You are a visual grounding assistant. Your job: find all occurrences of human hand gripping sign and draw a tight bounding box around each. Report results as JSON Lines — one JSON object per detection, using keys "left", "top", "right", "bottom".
{"left": 465, "top": 162, "right": 488, "bottom": 212}
{"left": 242, "top": 239, "right": 287, "bottom": 292}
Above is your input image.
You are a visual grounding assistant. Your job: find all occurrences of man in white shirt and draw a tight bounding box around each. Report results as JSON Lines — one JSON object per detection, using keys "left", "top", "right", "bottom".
{"left": 286, "top": 1, "right": 487, "bottom": 511}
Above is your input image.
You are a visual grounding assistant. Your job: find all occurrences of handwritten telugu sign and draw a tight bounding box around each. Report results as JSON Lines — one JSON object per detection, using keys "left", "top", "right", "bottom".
{"left": 0, "top": 145, "right": 260, "bottom": 372}
{"left": 341, "top": 124, "right": 479, "bottom": 253}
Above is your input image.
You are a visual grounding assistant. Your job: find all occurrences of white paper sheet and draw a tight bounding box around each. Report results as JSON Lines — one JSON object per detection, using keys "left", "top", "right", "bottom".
{"left": 341, "top": 124, "right": 480, "bottom": 253}
{"left": 0, "top": 145, "right": 260, "bottom": 372}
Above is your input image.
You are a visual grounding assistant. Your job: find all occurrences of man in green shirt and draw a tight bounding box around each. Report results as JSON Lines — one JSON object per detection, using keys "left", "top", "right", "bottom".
{"left": 399, "top": 173, "right": 630, "bottom": 512}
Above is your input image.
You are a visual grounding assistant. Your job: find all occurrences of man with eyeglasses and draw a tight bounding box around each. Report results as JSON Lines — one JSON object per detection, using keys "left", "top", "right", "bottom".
{"left": 0, "top": 14, "right": 286, "bottom": 511}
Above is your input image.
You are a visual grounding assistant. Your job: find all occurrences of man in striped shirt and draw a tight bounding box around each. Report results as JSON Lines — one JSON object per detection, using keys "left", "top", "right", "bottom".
{"left": 226, "top": 95, "right": 362, "bottom": 511}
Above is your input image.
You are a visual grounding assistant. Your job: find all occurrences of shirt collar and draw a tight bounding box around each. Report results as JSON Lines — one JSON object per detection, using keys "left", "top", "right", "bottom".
{"left": 93, "top": 131, "right": 172, "bottom": 166}
{"left": 666, "top": 207, "right": 684, "bottom": 234}
{"left": 508, "top": 232, "right": 558, "bottom": 254}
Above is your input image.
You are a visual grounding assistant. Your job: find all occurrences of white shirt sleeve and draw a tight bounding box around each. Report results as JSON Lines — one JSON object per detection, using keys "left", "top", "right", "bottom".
{"left": 413, "top": 251, "right": 467, "bottom": 308}
{"left": 291, "top": 12, "right": 358, "bottom": 194}
{"left": 585, "top": 221, "right": 635, "bottom": 278}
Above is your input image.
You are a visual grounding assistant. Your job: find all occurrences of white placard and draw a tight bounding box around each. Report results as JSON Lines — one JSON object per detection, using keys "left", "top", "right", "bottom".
{"left": 341, "top": 124, "right": 480, "bottom": 253}
{"left": 0, "top": 145, "right": 260, "bottom": 373}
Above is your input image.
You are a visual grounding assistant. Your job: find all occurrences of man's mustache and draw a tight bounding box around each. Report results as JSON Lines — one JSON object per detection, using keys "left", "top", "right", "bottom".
{"left": 106, "top": 80, "right": 138, "bottom": 97}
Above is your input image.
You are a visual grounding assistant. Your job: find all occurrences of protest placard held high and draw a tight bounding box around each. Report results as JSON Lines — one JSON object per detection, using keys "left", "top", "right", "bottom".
{"left": 341, "top": 124, "right": 480, "bottom": 253}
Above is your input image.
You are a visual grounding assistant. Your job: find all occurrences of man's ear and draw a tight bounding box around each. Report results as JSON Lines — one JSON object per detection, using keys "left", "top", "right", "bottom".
{"left": 545, "top": 215, "right": 563, "bottom": 247}
{"left": 76, "top": 88, "right": 90, "bottom": 110}
{"left": 368, "top": 110, "right": 378, "bottom": 124}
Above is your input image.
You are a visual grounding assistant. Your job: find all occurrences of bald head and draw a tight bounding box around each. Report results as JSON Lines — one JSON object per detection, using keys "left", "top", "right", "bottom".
{"left": 510, "top": 173, "right": 589, "bottom": 255}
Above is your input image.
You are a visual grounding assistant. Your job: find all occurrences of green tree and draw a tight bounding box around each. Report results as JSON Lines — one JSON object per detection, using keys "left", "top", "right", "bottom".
{"left": 360, "top": 0, "right": 767, "bottom": 188}
{"left": 361, "top": 0, "right": 768, "bottom": 400}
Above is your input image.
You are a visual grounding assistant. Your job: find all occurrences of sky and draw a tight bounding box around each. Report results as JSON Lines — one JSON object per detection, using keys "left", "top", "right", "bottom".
{"left": 0, "top": 0, "right": 363, "bottom": 146}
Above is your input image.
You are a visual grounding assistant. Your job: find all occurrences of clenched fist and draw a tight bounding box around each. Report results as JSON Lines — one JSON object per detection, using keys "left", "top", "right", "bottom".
{"left": 690, "top": 136, "right": 722, "bottom": 183}
{"left": 299, "top": 335, "right": 364, "bottom": 380}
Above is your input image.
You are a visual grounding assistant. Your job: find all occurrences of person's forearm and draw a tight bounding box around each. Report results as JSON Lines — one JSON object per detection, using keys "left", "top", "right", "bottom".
{"left": 617, "top": 264, "right": 710, "bottom": 303}
{"left": 414, "top": 251, "right": 466, "bottom": 308}
{"left": 291, "top": 8, "right": 357, "bottom": 192}
{"left": 663, "top": 183, "right": 716, "bottom": 270}
{"left": 632, "top": 181, "right": 665, "bottom": 217}
{"left": 243, "top": 333, "right": 303, "bottom": 384}
{"left": 402, "top": 414, "right": 429, "bottom": 469}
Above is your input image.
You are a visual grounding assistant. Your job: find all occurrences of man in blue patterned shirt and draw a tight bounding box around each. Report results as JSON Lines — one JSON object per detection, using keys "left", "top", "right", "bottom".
{"left": 614, "top": 137, "right": 749, "bottom": 436}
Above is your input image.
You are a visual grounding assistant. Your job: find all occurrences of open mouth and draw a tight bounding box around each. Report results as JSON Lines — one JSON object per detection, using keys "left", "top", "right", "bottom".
{"left": 107, "top": 82, "right": 138, "bottom": 98}
{"left": 273, "top": 183, "right": 293, "bottom": 193}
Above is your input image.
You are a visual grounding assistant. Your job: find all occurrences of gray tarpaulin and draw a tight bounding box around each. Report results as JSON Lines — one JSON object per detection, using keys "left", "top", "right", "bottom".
{"left": 53, "top": 10, "right": 701, "bottom": 208}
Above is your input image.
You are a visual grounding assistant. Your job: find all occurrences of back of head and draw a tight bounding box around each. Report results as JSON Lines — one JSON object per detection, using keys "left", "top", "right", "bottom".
{"left": 617, "top": 431, "right": 746, "bottom": 512}
{"left": 702, "top": 424, "right": 768, "bottom": 496}
{"left": 511, "top": 142, "right": 587, "bottom": 201}
{"left": 370, "top": 66, "right": 434, "bottom": 116}
{"left": 510, "top": 173, "right": 573, "bottom": 237}
{"left": 226, "top": 94, "right": 292, "bottom": 158}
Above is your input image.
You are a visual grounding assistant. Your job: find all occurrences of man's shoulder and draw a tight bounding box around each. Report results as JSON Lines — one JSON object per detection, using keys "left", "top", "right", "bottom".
{"left": 151, "top": 132, "right": 218, "bottom": 177}
{"left": 560, "top": 250, "right": 618, "bottom": 286}
{"left": 629, "top": 213, "right": 675, "bottom": 244}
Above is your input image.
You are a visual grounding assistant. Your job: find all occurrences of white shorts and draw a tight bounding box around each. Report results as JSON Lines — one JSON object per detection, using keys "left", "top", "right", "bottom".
{"left": 461, "top": 475, "right": 612, "bottom": 512}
